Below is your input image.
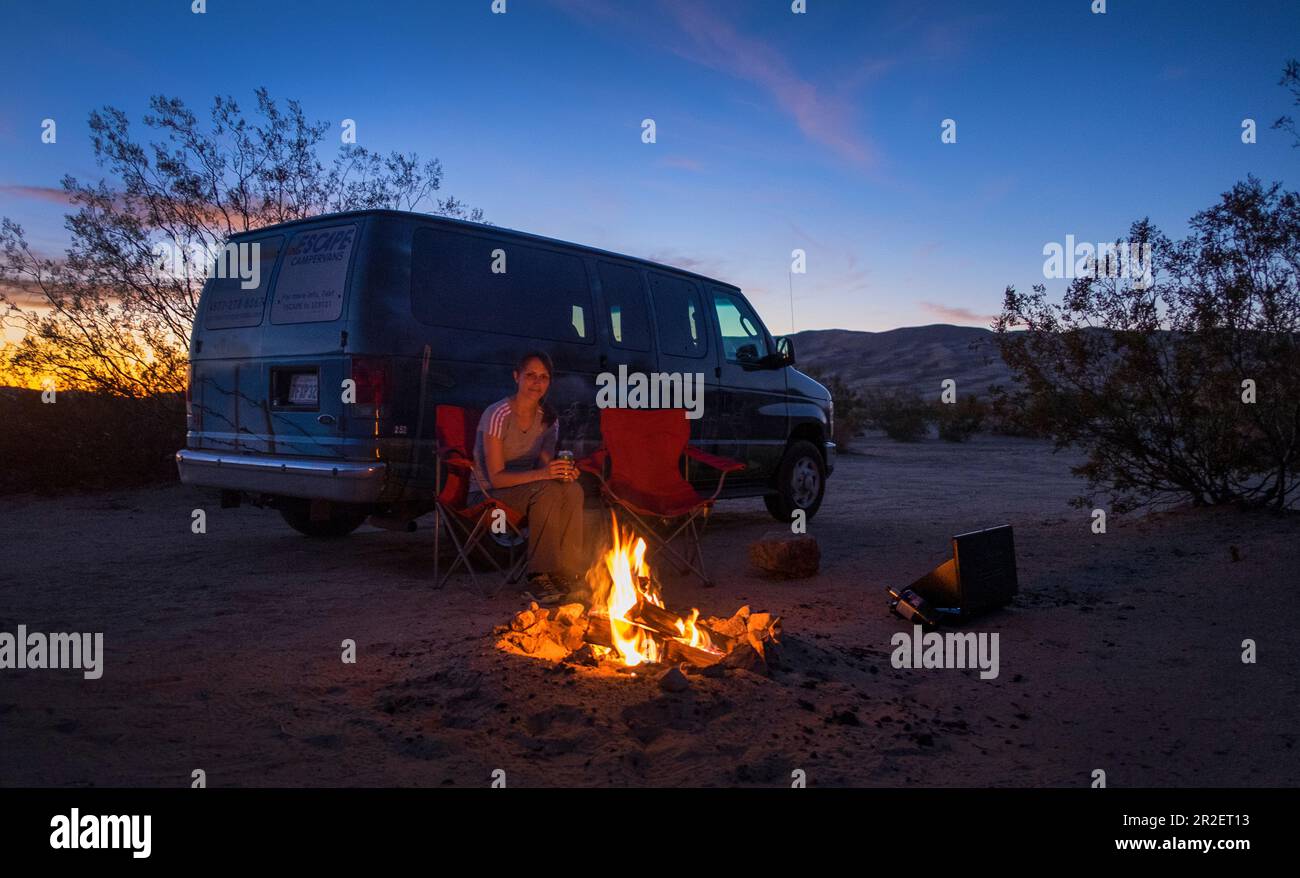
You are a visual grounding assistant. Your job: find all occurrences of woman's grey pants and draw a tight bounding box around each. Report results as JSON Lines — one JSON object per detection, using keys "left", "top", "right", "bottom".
{"left": 489, "top": 479, "right": 586, "bottom": 578}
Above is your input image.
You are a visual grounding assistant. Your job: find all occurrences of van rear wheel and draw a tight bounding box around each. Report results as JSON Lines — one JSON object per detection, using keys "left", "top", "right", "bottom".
{"left": 764, "top": 440, "right": 825, "bottom": 523}
{"left": 277, "top": 498, "right": 370, "bottom": 538}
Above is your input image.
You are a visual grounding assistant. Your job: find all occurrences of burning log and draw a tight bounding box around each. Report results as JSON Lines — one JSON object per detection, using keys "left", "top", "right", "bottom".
{"left": 664, "top": 638, "right": 724, "bottom": 668}
{"left": 583, "top": 613, "right": 613, "bottom": 649}
{"left": 495, "top": 511, "right": 785, "bottom": 675}
{"left": 631, "top": 598, "right": 689, "bottom": 637}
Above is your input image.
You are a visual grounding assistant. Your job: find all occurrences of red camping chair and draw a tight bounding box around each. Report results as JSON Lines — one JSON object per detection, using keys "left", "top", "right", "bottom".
{"left": 432, "top": 405, "right": 528, "bottom": 593}
{"left": 578, "top": 408, "right": 744, "bottom": 587}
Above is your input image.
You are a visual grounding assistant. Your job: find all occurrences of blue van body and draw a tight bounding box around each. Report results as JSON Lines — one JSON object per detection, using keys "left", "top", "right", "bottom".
{"left": 177, "top": 210, "right": 834, "bottom": 534}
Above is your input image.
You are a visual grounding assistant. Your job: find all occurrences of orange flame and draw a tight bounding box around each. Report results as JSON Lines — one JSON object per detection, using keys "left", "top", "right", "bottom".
{"left": 588, "top": 512, "right": 718, "bottom": 667}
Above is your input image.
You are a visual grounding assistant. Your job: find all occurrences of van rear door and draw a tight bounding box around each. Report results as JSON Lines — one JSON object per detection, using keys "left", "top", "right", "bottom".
{"left": 190, "top": 223, "right": 360, "bottom": 459}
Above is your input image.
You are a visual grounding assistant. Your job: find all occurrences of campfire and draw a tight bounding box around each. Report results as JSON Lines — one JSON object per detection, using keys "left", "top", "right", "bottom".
{"left": 496, "top": 513, "right": 783, "bottom": 677}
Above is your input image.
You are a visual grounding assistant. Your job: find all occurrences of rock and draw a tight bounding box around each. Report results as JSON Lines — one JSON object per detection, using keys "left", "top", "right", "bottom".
{"left": 744, "top": 612, "right": 783, "bottom": 667}
{"left": 658, "top": 664, "right": 691, "bottom": 692}
{"left": 684, "top": 661, "right": 727, "bottom": 678}
{"left": 510, "top": 610, "right": 536, "bottom": 632}
{"left": 567, "top": 644, "right": 600, "bottom": 666}
{"left": 748, "top": 532, "right": 820, "bottom": 578}
{"left": 705, "top": 606, "right": 751, "bottom": 640}
{"left": 548, "top": 602, "right": 589, "bottom": 652}
{"left": 553, "top": 603, "right": 586, "bottom": 625}
{"left": 721, "top": 641, "right": 769, "bottom": 675}
{"left": 531, "top": 637, "right": 570, "bottom": 662}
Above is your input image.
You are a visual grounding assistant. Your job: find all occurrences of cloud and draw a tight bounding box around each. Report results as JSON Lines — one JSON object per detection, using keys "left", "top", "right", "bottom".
{"left": 656, "top": 155, "right": 705, "bottom": 172}
{"left": 644, "top": 246, "right": 730, "bottom": 279}
{"left": 0, "top": 279, "right": 51, "bottom": 308}
{"left": 920, "top": 301, "right": 996, "bottom": 325}
{"left": 0, "top": 184, "right": 74, "bottom": 206}
{"left": 660, "top": 0, "right": 880, "bottom": 167}
{"left": 551, "top": 0, "right": 885, "bottom": 168}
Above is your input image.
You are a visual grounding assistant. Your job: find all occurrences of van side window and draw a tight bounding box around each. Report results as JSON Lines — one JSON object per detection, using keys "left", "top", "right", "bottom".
{"left": 203, "top": 235, "right": 283, "bottom": 330}
{"left": 412, "top": 228, "right": 592, "bottom": 343}
{"left": 648, "top": 272, "right": 707, "bottom": 358}
{"left": 710, "top": 289, "right": 770, "bottom": 364}
{"left": 270, "top": 225, "right": 356, "bottom": 324}
{"left": 596, "top": 262, "right": 650, "bottom": 351}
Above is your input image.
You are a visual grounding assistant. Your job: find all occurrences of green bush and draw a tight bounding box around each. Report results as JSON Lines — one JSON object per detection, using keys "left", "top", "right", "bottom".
{"left": 803, "top": 369, "right": 868, "bottom": 450}
{"left": 935, "top": 395, "right": 987, "bottom": 442}
{"left": 864, "top": 389, "right": 930, "bottom": 442}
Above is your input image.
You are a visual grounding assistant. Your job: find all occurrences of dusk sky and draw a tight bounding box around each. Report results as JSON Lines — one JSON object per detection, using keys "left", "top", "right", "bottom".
{"left": 2, "top": 0, "right": 1296, "bottom": 336}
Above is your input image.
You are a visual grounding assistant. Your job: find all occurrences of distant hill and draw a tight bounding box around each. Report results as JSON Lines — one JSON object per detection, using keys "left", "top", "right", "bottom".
{"left": 790, "top": 324, "right": 1014, "bottom": 399}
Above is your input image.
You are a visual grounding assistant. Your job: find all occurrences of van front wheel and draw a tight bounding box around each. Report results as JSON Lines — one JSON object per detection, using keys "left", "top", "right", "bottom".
{"left": 277, "top": 498, "right": 370, "bottom": 538}
{"left": 764, "top": 440, "right": 825, "bottom": 523}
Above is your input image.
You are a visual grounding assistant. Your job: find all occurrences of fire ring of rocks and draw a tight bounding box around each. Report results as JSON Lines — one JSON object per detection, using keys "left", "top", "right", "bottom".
{"left": 494, "top": 516, "right": 782, "bottom": 684}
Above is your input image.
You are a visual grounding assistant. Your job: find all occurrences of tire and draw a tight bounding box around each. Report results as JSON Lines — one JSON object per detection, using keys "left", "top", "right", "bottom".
{"left": 277, "top": 497, "right": 370, "bottom": 538}
{"left": 764, "top": 440, "right": 826, "bottom": 523}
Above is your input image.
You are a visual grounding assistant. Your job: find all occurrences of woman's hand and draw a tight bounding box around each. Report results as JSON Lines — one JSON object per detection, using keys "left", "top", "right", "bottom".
{"left": 544, "top": 459, "right": 575, "bottom": 481}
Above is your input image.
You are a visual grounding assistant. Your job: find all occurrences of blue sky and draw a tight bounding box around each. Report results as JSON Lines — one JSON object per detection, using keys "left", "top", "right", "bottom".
{"left": 1, "top": 0, "right": 1296, "bottom": 334}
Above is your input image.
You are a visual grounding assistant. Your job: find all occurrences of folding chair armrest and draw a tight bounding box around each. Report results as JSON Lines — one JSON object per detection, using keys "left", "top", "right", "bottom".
{"left": 684, "top": 446, "right": 746, "bottom": 474}
{"left": 443, "top": 455, "right": 474, "bottom": 471}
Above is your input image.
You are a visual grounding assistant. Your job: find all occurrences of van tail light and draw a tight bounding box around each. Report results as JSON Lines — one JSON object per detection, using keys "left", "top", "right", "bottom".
{"left": 186, "top": 364, "right": 201, "bottom": 431}
{"left": 350, "top": 356, "right": 390, "bottom": 406}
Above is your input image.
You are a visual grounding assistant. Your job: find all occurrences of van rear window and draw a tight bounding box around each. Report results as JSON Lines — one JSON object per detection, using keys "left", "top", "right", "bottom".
{"left": 411, "top": 228, "right": 592, "bottom": 343}
{"left": 201, "top": 236, "right": 283, "bottom": 330}
{"left": 270, "top": 225, "right": 357, "bottom": 324}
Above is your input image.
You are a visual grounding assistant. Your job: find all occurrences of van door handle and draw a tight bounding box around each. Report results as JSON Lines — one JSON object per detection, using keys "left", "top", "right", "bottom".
{"left": 714, "top": 366, "right": 721, "bottom": 378}
{"left": 317, "top": 414, "right": 336, "bottom": 425}
{"left": 599, "top": 354, "right": 608, "bottom": 369}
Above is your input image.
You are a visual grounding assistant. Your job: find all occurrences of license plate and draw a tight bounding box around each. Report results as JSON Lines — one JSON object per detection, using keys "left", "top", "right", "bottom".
{"left": 288, "top": 372, "right": 319, "bottom": 406}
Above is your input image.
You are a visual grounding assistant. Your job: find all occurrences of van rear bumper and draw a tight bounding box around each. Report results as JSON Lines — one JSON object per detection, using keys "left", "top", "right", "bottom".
{"left": 175, "top": 449, "right": 388, "bottom": 504}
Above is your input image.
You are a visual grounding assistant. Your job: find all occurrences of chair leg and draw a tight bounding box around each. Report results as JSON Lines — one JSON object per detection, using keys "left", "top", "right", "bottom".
{"left": 625, "top": 508, "right": 712, "bottom": 587}
{"left": 433, "top": 504, "right": 443, "bottom": 588}
{"left": 437, "top": 514, "right": 479, "bottom": 592}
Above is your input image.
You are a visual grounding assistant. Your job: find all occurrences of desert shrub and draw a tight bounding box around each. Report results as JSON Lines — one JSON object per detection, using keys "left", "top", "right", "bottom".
{"left": 935, "top": 395, "right": 987, "bottom": 442}
{"left": 864, "top": 388, "right": 931, "bottom": 442}
{"left": 803, "top": 369, "right": 868, "bottom": 450}
{"left": 0, "top": 389, "right": 184, "bottom": 494}
{"left": 995, "top": 177, "right": 1300, "bottom": 513}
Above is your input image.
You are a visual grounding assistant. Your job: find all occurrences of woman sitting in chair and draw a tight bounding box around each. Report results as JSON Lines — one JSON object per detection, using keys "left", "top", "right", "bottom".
{"left": 474, "top": 350, "right": 585, "bottom": 604}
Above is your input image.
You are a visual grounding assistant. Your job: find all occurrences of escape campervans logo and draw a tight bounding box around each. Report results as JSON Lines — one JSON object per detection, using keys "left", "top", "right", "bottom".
{"left": 595, "top": 364, "right": 705, "bottom": 419}
{"left": 50, "top": 809, "right": 151, "bottom": 859}
{"left": 0, "top": 625, "right": 103, "bottom": 679}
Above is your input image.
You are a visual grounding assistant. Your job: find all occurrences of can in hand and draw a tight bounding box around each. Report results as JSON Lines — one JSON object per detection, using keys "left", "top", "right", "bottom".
{"left": 557, "top": 450, "right": 575, "bottom": 480}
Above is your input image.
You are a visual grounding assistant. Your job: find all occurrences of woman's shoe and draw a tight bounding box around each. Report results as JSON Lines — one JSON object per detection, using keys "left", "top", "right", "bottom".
{"left": 521, "top": 573, "right": 568, "bottom": 606}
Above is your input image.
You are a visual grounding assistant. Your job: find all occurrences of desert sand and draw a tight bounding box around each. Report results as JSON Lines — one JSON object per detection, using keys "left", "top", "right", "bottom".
{"left": 1, "top": 434, "right": 1296, "bottom": 787}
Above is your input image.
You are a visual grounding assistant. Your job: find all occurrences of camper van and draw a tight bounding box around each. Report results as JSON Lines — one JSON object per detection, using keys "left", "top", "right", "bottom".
{"left": 176, "top": 210, "right": 834, "bottom": 536}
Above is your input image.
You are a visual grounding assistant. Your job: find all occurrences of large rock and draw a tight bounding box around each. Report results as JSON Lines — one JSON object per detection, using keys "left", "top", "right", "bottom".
{"left": 748, "top": 532, "right": 820, "bottom": 578}
{"left": 658, "top": 664, "right": 691, "bottom": 692}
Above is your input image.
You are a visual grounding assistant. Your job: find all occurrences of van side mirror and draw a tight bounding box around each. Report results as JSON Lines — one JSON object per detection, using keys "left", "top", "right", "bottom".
{"left": 775, "top": 336, "right": 795, "bottom": 367}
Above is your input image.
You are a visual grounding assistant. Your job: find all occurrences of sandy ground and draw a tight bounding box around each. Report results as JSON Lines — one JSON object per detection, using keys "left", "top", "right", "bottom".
{"left": 1, "top": 434, "right": 1297, "bottom": 788}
